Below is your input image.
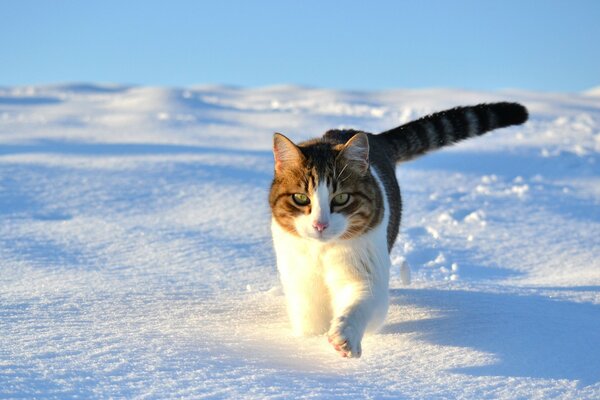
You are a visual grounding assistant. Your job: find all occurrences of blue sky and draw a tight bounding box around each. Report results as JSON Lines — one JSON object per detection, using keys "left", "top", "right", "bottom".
{"left": 2, "top": 0, "right": 599, "bottom": 92}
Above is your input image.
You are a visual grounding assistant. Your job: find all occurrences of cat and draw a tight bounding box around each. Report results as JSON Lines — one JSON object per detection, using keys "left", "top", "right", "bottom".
{"left": 269, "top": 102, "right": 528, "bottom": 358}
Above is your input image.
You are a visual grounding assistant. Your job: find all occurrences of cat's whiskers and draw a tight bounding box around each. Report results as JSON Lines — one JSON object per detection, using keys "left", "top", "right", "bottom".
{"left": 336, "top": 162, "right": 350, "bottom": 181}
{"left": 338, "top": 171, "right": 353, "bottom": 184}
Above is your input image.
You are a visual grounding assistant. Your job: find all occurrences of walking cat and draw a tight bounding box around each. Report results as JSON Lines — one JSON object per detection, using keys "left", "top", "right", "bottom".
{"left": 269, "top": 102, "right": 528, "bottom": 358}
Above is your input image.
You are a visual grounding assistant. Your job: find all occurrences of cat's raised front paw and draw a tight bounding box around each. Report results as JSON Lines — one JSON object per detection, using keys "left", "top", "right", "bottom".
{"left": 327, "top": 316, "right": 362, "bottom": 358}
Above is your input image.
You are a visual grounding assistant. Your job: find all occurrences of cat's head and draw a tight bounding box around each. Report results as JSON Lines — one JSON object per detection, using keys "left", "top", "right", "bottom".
{"left": 269, "top": 132, "right": 382, "bottom": 242}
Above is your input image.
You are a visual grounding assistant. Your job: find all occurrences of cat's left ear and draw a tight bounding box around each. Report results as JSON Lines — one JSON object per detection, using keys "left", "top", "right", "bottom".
{"left": 338, "top": 132, "right": 369, "bottom": 175}
{"left": 273, "top": 133, "right": 304, "bottom": 174}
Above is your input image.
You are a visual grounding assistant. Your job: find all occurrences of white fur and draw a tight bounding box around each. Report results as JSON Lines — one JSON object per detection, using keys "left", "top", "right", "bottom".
{"left": 271, "top": 167, "right": 391, "bottom": 357}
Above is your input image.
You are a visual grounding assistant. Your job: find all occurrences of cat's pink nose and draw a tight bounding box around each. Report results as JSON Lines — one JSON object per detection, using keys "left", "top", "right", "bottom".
{"left": 313, "top": 221, "right": 329, "bottom": 232}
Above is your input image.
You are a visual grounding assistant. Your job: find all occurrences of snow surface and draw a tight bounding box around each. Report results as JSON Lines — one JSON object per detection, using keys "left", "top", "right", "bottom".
{"left": 1, "top": 84, "right": 599, "bottom": 399}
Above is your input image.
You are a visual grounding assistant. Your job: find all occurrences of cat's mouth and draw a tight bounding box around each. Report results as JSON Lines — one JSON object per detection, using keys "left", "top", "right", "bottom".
{"left": 293, "top": 216, "right": 348, "bottom": 242}
{"left": 309, "top": 231, "right": 329, "bottom": 241}
{"left": 303, "top": 229, "right": 339, "bottom": 242}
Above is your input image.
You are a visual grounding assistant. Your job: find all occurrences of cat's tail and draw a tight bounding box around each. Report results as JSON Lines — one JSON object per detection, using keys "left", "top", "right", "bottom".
{"left": 378, "top": 102, "right": 528, "bottom": 162}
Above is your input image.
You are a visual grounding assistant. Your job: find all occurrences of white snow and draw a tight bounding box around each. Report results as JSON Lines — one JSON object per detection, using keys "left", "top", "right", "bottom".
{"left": 1, "top": 83, "right": 599, "bottom": 398}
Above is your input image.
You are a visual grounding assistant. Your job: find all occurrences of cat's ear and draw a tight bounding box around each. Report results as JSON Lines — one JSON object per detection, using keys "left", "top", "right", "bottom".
{"left": 338, "top": 132, "right": 369, "bottom": 174}
{"left": 273, "top": 133, "right": 304, "bottom": 174}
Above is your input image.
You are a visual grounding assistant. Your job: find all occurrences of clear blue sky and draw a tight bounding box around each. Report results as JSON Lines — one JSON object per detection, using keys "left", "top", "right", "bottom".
{"left": 2, "top": 0, "right": 599, "bottom": 92}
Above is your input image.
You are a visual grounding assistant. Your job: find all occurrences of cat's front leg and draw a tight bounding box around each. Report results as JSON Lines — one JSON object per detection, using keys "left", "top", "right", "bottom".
{"left": 328, "top": 313, "right": 363, "bottom": 358}
{"left": 283, "top": 282, "right": 332, "bottom": 336}
{"left": 325, "top": 278, "right": 388, "bottom": 358}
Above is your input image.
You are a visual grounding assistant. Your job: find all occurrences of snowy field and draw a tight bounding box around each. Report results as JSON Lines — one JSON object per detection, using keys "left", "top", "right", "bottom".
{"left": 1, "top": 84, "right": 599, "bottom": 399}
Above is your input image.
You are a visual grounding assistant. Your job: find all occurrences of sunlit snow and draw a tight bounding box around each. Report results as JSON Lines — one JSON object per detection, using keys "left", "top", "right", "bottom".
{"left": 1, "top": 84, "right": 599, "bottom": 398}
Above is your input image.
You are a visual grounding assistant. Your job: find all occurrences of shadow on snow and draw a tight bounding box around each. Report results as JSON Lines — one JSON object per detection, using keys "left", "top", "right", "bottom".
{"left": 384, "top": 288, "right": 600, "bottom": 386}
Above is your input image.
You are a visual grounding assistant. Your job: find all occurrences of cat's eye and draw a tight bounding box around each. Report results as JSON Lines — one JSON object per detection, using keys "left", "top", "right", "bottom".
{"left": 332, "top": 193, "right": 350, "bottom": 206}
{"left": 292, "top": 193, "right": 310, "bottom": 206}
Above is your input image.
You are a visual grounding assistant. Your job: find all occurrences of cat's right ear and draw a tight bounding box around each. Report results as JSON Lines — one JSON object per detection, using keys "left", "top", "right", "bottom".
{"left": 273, "top": 133, "right": 304, "bottom": 174}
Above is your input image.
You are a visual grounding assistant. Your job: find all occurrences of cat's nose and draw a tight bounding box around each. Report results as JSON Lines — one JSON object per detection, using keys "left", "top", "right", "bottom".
{"left": 312, "top": 221, "right": 329, "bottom": 232}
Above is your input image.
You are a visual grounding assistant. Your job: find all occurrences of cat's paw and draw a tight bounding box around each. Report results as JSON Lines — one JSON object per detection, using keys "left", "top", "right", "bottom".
{"left": 327, "top": 316, "right": 362, "bottom": 358}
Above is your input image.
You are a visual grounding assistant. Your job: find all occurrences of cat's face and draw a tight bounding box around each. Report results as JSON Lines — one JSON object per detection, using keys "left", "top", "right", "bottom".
{"left": 269, "top": 133, "right": 383, "bottom": 242}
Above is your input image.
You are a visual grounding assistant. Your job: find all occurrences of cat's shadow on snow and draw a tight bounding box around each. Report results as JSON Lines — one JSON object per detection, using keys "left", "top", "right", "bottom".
{"left": 383, "top": 288, "right": 600, "bottom": 386}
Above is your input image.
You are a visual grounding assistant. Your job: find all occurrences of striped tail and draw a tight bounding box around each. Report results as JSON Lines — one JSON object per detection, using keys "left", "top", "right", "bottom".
{"left": 378, "top": 102, "right": 528, "bottom": 162}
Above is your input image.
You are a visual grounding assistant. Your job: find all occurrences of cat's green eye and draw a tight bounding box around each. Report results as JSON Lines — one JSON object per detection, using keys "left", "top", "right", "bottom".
{"left": 292, "top": 193, "right": 310, "bottom": 206}
{"left": 332, "top": 193, "right": 350, "bottom": 206}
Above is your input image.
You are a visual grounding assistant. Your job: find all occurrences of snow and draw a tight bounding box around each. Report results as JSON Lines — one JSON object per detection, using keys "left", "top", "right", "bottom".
{"left": 1, "top": 83, "right": 599, "bottom": 398}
